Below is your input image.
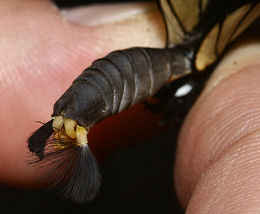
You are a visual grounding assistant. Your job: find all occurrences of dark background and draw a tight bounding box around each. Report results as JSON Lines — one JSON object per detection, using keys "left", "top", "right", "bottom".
{"left": 1, "top": 130, "right": 182, "bottom": 214}
{"left": 0, "top": 1, "right": 183, "bottom": 214}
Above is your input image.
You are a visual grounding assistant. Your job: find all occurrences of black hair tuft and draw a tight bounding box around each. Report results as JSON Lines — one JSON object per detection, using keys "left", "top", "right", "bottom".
{"left": 28, "top": 125, "right": 101, "bottom": 204}
{"left": 44, "top": 143, "right": 101, "bottom": 204}
{"left": 27, "top": 120, "right": 54, "bottom": 159}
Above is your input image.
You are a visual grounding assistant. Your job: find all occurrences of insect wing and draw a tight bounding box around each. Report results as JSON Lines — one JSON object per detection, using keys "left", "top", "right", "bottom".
{"left": 195, "top": 1, "right": 260, "bottom": 71}
{"left": 159, "top": 0, "right": 260, "bottom": 71}
{"left": 158, "top": 0, "right": 209, "bottom": 47}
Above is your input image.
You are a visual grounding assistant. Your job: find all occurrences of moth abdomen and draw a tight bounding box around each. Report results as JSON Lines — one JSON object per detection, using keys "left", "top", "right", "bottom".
{"left": 53, "top": 47, "right": 191, "bottom": 128}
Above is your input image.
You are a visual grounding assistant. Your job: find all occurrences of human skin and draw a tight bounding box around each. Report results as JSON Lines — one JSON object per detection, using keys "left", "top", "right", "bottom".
{"left": 0, "top": 1, "right": 260, "bottom": 213}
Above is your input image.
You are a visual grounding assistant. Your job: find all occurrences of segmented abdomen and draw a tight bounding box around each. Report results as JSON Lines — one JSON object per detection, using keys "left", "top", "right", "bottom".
{"left": 53, "top": 47, "right": 190, "bottom": 127}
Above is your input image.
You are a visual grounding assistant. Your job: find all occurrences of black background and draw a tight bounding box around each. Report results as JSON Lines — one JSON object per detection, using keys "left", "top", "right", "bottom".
{"left": 1, "top": 130, "right": 182, "bottom": 214}
{"left": 0, "top": 1, "right": 183, "bottom": 214}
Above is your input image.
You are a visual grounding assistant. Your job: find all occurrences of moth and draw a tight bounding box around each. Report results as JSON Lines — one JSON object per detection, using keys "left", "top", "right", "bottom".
{"left": 27, "top": 0, "right": 260, "bottom": 204}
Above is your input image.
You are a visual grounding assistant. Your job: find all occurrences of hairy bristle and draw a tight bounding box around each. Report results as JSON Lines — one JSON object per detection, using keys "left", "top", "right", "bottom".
{"left": 27, "top": 120, "right": 101, "bottom": 203}
{"left": 38, "top": 142, "right": 101, "bottom": 204}
{"left": 27, "top": 120, "right": 54, "bottom": 159}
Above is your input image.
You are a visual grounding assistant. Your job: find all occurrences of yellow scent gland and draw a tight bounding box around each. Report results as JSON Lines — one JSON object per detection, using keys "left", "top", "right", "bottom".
{"left": 52, "top": 116, "right": 89, "bottom": 149}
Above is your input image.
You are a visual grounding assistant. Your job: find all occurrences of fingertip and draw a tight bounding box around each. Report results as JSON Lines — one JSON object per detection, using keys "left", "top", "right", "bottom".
{"left": 174, "top": 41, "right": 260, "bottom": 208}
{"left": 186, "top": 130, "right": 260, "bottom": 213}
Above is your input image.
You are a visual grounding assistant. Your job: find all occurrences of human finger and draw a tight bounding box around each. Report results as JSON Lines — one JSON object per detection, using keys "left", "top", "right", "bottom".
{"left": 0, "top": 1, "right": 164, "bottom": 186}
{"left": 174, "top": 32, "right": 260, "bottom": 213}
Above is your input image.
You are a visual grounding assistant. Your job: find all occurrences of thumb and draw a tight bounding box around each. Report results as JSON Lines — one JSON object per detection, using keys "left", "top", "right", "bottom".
{"left": 174, "top": 32, "right": 260, "bottom": 213}
{"left": 0, "top": 1, "right": 163, "bottom": 186}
